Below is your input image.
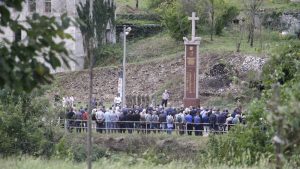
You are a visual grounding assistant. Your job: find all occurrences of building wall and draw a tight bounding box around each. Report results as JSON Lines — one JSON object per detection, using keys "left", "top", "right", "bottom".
{"left": 0, "top": 0, "right": 116, "bottom": 73}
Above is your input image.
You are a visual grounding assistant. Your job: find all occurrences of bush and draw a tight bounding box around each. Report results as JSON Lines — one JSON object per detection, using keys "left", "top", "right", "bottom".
{"left": 215, "top": 6, "right": 239, "bottom": 35}
{"left": 207, "top": 103, "right": 273, "bottom": 166}
{"left": 71, "top": 144, "right": 106, "bottom": 162}
{"left": 94, "top": 44, "right": 122, "bottom": 67}
{"left": 0, "top": 89, "right": 56, "bottom": 157}
{"left": 262, "top": 41, "right": 300, "bottom": 89}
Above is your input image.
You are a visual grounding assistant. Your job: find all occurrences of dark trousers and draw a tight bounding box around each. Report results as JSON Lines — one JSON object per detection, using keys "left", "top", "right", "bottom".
{"left": 96, "top": 121, "right": 104, "bottom": 133}
{"left": 161, "top": 99, "right": 168, "bottom": 107}
{"left": 127, "top": 123, "right": 133, "bottom": 134}
{"left": 146, "top": 123, "right": 151, "bottom": 134}
{"left": 119, "top": 122, "right": 126, "bottom": 133}
{"left": 187, "top": 123, "right": 193, "bottom": 135}
{"left": 75, "top": 121, "right": 81, "bottom": 133}
{"left": 178, "top": 123, "right": 185, "bottom": 135}
{"left": 194, "top": 124, "right": 202, "bottom": 136}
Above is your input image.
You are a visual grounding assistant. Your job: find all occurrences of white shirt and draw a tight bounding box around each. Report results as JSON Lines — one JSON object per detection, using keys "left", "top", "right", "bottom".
{"left": 104, "top": 111, "right": 111, "bottom": 122}
{"left": 96, "top": 110, "right": 104, "bottom": 121}
{"left": 114, "top": 97, "right": 121, "bottom": 104}
{"left": 162, "top": 92, "right": 169, "bottom": 100}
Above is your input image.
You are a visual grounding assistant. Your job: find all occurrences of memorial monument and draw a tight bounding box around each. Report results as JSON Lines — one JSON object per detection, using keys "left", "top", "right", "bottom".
{"left": 183, "top": 12, "right": 201, "bottom": 107}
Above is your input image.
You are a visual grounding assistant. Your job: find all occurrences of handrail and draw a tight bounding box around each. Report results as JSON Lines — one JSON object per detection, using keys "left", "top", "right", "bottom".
{"left": 60, "top": 119, "right": 238, "bottom": 134}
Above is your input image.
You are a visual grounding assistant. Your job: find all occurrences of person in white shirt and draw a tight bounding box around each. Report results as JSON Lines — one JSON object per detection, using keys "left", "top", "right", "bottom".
{"left": 70, "top": 96, "right": 74, "bottom": 107}
{"left": 161, "top": 90, "right": 169, "bottom": 107}
{"left": 166, "top": 114, "right": 174, "bottom": 135}
{"left": 95, "top": 109, "right": 105, "bottom": 133}
{"left": 104, "top": 108, "right": 112, "bottom": 133}
{"left": 62, "top": 97, "right": 66, "bottom": 108}
{"left": 114, "top": 93, "right": 122, "bottom": 107}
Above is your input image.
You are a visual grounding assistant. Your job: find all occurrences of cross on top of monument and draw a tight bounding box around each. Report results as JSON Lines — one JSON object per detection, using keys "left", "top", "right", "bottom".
{"left": 188, "top": 12, "right": 199, "bottom": 41}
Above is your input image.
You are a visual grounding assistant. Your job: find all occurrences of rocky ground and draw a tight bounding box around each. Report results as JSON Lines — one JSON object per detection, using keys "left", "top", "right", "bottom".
{"left": 47, "top": 52, "right": 266, "bottom": 107}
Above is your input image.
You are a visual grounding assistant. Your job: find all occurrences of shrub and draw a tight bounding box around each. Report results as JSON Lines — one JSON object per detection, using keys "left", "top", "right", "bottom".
{"left": 215, "top": 6, "right": 239, "bottom": 35}
{"left": 0, "top": 89, "right": 56, "bottom": 157}
{"left": 94, "top": 44, "right": 122, "bottom": 67}
{"left": 72, "top": 144, "right": 106, "bottom": 162}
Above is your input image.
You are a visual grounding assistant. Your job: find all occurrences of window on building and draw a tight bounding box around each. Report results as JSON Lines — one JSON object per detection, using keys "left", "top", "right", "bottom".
{"left": 28, "top": 0, "right": 36, "bottom": 12}
{"left": 45, "top": 0, "right": 51, "bottom": 13}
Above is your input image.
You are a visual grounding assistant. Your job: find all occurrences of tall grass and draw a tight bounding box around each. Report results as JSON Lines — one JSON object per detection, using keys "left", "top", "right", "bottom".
{"left": 0, "top": 156, "right": 273, "bottom": 169}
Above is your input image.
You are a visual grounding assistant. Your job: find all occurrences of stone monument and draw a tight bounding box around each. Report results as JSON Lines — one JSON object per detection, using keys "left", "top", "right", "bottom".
{"left": 183, "top": 12, "right": 201, "bottom": 107}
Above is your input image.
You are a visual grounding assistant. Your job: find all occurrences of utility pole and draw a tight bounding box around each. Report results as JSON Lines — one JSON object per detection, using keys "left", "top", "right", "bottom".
{"left": 122, "top": 26, "right": 126, "bottom": 109}
{"left": 122, "top": 26, "right": 131, "bottom": 109}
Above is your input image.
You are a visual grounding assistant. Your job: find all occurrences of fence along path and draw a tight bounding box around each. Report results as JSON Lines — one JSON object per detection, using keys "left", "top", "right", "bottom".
{"left": 59, "top": 119, "right": 237, "bottom": 135}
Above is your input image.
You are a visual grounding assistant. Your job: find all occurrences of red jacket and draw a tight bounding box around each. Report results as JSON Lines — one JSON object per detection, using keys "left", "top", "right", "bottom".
{"left": 82, "top": 112, "right": 89, "bottom": 120}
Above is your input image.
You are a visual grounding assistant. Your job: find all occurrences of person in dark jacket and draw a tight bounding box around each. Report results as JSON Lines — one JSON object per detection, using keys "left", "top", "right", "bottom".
{"left": 133, "top": 110, "right": 141, "bottom": 133}
{"left": 119, "top": 111, "right": 126, "bottom": 133}
{"left": 127, "top": 111, "right": 135, "bottom": 134}
{"left": 159, "top": 112, "right": 167, "bottom": 132}
{"left": 66, "top": 108, "right": 75, "bottom": 132}
{"left": 209, "top": 111, "right": 217, "bottom": 132}
{"left": 194, "top": 112, "right": 202, "bottom": 136}
{"left": 217, "top": 110, "right": 227, "bottom": 133}
{"left": 202, "top": 111, "right": 210, "bottom": 136}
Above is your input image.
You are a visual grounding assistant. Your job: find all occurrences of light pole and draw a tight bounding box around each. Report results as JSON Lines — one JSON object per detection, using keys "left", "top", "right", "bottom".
{"left": 122, "top": 25, "right": 131, "bottom": 108}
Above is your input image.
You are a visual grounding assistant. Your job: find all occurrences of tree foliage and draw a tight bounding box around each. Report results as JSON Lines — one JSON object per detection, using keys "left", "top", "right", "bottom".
{"left": 0, "top": 0, "right": 73, "bottom": 92}
{"left": 243, "top": 0, "right": 264, "bottom": 47}
{"left": 76, "top": 0, "right": 115, "bottom": 68}
{"left": 207, "top": 41, "right": 300, "bottom": 167}
{"left": 161, "top": 1, "right": 190, "bottom": 41}
{"left": 150, "top": 0, "right": 239, "bottom": 41}
{"left": 0, "top": 89, "right": 57, "bottom": 157}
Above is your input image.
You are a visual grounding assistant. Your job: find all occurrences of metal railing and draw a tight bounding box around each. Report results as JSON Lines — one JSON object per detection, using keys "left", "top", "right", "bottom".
{"left": 59, "top": 119, "right": 237, "bottom": 135}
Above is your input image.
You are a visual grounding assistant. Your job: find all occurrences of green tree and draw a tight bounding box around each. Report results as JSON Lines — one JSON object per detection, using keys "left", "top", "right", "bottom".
{"left": 198, "top": 0, "right": 227, "bottom": 40}
{"left": 0, "top": 0, "right": 73, "bottom": 92}
{"left": 215, "top": 6, "right": 239, "bottom": 35}
{"left": 77, "top": 0, "right": 115, "bottom": 68}
{"left": 161, "top": 1, "right": 190, "bottom": 41}
{"left": 243, "top": 0, "right": 264, "bottom": 47}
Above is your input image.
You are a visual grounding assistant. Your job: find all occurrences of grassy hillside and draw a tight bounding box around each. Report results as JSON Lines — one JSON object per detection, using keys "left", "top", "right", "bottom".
{"left": 115, "top": 0, "right": 300, "bottom": 12}
{"left": 124, "top": 29, "right": 291, "bottom": 65}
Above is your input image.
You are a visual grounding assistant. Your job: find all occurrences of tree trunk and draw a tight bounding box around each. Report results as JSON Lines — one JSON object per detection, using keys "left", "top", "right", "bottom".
{"left": 87, "top": 1, "right": 93, "bottom": 169}
{"left": 250, "top": 12, "right": 255, "bottom": 47}
{"left": 87, "top": 39, "right": 94, "bottom": 169}
{"left": 236, "top": 23, "right": 243, "bottom": 52}
{"left": 136, "top": 0, "right": 139, "bottom": 9}
{"left": 210, "top": 6, "right": 214, "bottom": 41}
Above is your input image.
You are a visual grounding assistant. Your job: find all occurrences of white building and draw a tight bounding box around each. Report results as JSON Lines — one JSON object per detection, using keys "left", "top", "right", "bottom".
{"left": 0, "top": 0, "right": 116, "bottom": 72}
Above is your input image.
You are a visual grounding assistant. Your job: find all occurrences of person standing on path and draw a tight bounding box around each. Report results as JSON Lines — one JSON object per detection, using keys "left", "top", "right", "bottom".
{"left": 161, "top": 90, "right": 169, "bottom": 107}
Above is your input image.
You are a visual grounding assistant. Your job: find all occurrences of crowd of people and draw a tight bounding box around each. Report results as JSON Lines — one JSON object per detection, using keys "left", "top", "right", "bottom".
{"left": 65, "top": 104, "right": 245, "bottom": 136}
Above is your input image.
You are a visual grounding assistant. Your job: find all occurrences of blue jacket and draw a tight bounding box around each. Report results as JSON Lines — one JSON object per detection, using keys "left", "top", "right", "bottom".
{"left": 185, "top": 114, "right": 193, "bottom": 123}
{"left": 202, "top": 115, "right": 209, "bottom": 123}
{"left": 194, "top": 115, "right": 201, "bottom": 124}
